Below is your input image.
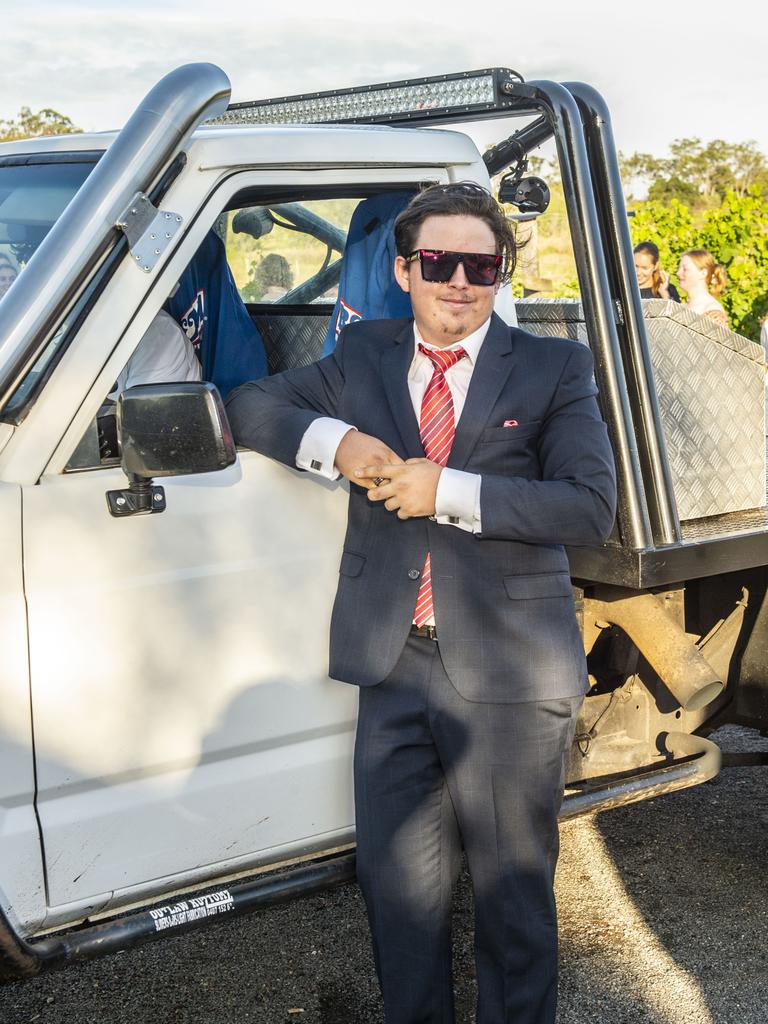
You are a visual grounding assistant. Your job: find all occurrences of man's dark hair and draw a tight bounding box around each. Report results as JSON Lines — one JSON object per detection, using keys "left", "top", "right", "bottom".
{"left": 393, "top": 181, "right": 517, "bottom": 283}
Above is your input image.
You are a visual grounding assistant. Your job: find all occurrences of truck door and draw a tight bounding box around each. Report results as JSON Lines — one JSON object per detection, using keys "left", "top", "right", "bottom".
{"left": 23, "top": 449, "right": 355, "bottom": 917}
{"left": 17, "top": 187, "right": 375, "bottom": 921}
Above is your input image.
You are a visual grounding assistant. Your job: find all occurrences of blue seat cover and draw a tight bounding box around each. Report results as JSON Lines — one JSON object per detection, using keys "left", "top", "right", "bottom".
{"left": 322, "top": 191, "right": 415, "bottom": 356}
{"left": 166, "top": 230, "right": 268, "bottom": 398}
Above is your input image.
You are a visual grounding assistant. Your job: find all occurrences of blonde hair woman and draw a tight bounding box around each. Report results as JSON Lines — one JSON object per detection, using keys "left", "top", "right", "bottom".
{"left": 677, "top": 248, "right": 728, "bottom": 327}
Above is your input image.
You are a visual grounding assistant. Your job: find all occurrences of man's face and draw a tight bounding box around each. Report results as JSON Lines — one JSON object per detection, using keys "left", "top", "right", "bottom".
{"left": 394, "top": 214, "right": 498, "bottom": 348}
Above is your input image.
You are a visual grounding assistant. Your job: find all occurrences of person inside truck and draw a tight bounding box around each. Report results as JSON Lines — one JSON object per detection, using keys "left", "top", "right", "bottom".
{"left": 0, "top": 258, "right": 17, "bottom": 298}
{"left": 677, "top": 248, "right": 729, "bottom": 326}
{"left": 165, "top": 228, "right": 268, "bottom": 398}
{"left": 253, "top": 252, "right": 294, "bottom": 301}
{"left": 226, "top": 182, "right": 616, "bottom": 1024}
{"left": 633, "top": 241, "right": 680, "bottom": 301}
{"left": 107, "top": 309, "right": 201, "bottom": 400}
{"left": 89, "top": 309, "right": 203, "bottom": 463}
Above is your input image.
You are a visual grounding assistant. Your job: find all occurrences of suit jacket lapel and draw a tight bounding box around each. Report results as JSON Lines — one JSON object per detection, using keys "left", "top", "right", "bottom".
{"left": 380, "top": 320, "right": 424, "bottom": 457}
{"left": 449, "top": 314, "right": 517, "bottom": 471}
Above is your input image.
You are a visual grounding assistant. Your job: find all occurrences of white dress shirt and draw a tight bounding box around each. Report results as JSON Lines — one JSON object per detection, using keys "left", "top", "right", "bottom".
{"left": 108, "top": 310, "right": 201, "bottom": 400}
{"left": 295, "top": 318, "right": 490, "bottom": 532}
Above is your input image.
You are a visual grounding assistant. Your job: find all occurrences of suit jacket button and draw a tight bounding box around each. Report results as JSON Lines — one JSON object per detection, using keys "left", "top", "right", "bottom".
{"left": 408, "top": 568, "right": 421, "bottom": 580}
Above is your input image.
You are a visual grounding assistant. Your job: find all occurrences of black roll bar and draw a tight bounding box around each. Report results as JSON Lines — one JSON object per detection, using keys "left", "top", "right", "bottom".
{"left": 563, "top": 83, "right": 681, "bottom": 546}
{"left": 482, "top": 115, "right": 553, "bottom": 176}
{"left": 520, "top": 81, "right": 653, "bottom": 551}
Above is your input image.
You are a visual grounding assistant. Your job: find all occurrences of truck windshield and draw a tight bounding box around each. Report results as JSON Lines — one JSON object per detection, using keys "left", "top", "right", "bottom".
{"left": 0, "top": 156, "right": 98, "bottom": 297}
{"left": 0, "top": 154, "right": 102, "bottom": 421}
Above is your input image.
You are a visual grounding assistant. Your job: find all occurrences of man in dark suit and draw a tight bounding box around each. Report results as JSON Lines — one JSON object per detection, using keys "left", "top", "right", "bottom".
{"left": 226, "top": 182, "right": 616, "bottom": 1024}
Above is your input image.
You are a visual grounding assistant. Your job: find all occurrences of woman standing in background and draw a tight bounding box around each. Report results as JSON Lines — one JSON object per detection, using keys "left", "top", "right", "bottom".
{"left": 633, "top": 241, "right": 680, "bottom": 301}
{"left": 677, "top": 248, "right": 729, "bottom": 326}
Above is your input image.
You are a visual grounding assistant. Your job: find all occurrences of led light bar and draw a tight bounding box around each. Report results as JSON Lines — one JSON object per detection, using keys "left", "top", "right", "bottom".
{"left": 207, "top": 68, "right": 527, "bottom": 128}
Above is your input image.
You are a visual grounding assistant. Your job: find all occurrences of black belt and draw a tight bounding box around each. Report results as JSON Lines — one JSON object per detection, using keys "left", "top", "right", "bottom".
{"left": 410, "top": 624, "right": 438, "bottom": 641}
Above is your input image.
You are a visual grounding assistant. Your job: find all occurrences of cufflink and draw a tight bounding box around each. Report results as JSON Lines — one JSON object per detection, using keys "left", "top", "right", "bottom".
{"left": 310, "top": 459, "right": 323, "bottom": 471}
{"left": 448, "top": 516, "right": 459, "bottom": 525}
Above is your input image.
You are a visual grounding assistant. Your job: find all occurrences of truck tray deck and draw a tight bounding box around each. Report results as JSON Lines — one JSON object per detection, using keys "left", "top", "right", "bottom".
{"left": 569, "top": 507, "right": 768, "bottom": 589}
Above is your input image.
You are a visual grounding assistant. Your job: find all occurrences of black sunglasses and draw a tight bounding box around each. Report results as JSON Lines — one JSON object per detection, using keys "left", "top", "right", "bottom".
{"left": 405, "top": 248, "right": 502, "bottom": 286}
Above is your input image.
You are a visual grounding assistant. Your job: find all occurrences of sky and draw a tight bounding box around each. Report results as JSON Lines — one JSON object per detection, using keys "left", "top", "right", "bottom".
{"left": 1, "top": 0, "right": 766, "bottom": 161}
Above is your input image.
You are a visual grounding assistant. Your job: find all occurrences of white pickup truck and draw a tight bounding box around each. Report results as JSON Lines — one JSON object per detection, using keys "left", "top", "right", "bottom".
{"left": 0, "top": 62, "right": 765, "bottom": 980}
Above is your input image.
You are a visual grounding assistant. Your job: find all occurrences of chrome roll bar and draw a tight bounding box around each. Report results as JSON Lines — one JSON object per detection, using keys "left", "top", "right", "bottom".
{"left": 0, "top": 62, "right": 231, "bottom": 406}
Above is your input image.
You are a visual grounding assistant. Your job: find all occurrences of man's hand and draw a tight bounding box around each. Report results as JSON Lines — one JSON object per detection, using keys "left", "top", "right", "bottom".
{"left": 336, "top": 430, "right": 404, "bottom": 488}
{"left": 357, "top": 458, "right": 442, "bottom": 519}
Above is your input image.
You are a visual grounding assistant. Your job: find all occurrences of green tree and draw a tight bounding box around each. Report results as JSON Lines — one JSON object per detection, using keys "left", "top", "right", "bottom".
{"left": 620, "top": 150, "right": 662, "bottom": 200}
{"left": 647, "top": 175, "right": 700, "bottom": 207}
{"left": 620, "top": 138, "right": 768, "bottom": 207}
{"left": 629, "top": 188, "right": 768, "bottom": 340}
{"left": 699, "top": 187, "right": 768, "bottom": 337}
{"left": 629, "top": 198, "right": 697, "bottom": 275}
{"left": 0, "top": 107, "right": 81, "bottom": 142}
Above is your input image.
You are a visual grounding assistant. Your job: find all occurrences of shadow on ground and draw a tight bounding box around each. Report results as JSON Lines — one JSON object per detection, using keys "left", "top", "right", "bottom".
{"left": 1, "top": 727, "right": 765, "bottom": 1024}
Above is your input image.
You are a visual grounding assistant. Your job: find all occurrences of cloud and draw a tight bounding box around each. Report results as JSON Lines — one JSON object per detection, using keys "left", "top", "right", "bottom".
{"left": 1, "top": 0, "right": 766, "bottom": 158}
{"left": 0, "top": 10, "right": 477, "bottom": 130}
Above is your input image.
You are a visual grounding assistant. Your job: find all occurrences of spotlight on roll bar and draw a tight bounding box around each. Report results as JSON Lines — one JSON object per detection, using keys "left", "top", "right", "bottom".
{"left": 207, "top": 68, "right": 526, "bottom": 128}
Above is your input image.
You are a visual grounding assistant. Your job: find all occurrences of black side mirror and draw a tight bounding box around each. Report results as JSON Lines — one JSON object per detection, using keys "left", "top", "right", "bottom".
{"left": 107, "top": 382, "right": 236, "bottom": 517}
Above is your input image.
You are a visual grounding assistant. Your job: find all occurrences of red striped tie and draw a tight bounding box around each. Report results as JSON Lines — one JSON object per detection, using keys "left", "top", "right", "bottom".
{"left": 413, "top": 343, "right": 467, "bottom": 628}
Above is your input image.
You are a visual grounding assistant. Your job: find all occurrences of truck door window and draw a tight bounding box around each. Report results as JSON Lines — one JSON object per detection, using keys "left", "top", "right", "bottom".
{"left": 64, "top": 193, "right": 397, "bottom": 471}
{"left": 67, "top": 302, "right": 204, "bottom": 471}
{"left": 225, "top": 199, "right": 357, "bottom": 306}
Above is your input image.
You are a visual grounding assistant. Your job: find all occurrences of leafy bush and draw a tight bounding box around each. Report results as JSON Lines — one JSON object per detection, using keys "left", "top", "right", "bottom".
{"left": 629, "top": 199, "right": 697, "bottom": 277}
{"left": 699, "top": 187, "right": 768, "bottom": 338}
{"left": 630, "top": 189, "right": 768, "bottom": 340}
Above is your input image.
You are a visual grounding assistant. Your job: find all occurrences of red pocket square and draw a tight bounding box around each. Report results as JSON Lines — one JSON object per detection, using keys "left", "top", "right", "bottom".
{"left": 503, "top": 419, "right": 519, "bottom": 427}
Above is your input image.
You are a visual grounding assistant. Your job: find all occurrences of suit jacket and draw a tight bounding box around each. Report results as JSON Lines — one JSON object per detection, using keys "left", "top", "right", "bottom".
{"left": 226, "top": 313, "right": 617, "bottom": 703}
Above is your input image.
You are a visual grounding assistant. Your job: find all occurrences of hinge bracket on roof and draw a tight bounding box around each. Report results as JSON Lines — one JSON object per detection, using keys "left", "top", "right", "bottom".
{"left": 116, "top": 192, "right": 183, "bottom": 273}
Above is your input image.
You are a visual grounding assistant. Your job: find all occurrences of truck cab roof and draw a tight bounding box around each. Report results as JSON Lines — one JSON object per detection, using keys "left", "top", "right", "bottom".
{"left": 0, "top": 122, "right": 484, "bottom": 173}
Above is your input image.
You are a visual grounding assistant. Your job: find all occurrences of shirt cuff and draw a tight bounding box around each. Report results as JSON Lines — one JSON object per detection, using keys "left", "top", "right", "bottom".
{"left": 296, "top": 418, "right": 356, "bottom": 480}
{"left": 435, "top": 468, "right": 482, "bottom": 533}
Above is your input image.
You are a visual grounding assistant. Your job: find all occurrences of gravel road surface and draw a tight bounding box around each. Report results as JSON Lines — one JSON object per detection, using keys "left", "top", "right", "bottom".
{"left": 1, "top": 724, "right": 766, "bottom": 1024}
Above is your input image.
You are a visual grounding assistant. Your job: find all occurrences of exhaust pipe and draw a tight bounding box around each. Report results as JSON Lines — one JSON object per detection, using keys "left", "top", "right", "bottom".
{"left": 0, "top": 62, "right": 231, "bottom": 406}
{"left": 586, "top": 590, "right": 724, "bottom": 710}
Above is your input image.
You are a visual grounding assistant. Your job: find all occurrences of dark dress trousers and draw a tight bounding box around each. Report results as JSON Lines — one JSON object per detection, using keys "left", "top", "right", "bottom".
{"left": 226, "top": 313, "right": 617, "bottom": 1024}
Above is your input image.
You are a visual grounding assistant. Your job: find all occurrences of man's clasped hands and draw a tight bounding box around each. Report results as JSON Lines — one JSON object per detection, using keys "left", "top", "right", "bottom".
{"left": 335, "top": 428, "right": 440, "bottom": 520}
